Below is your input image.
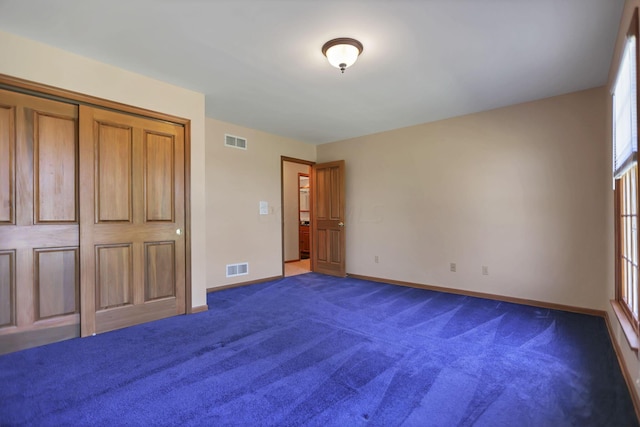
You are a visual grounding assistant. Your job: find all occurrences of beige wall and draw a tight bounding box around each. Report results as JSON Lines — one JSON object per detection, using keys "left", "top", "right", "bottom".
{"left": 318, "top": 87, "right": 609, "bottom": 311}
{"left": 283, "top": 162, "right": 311, "bottom": 261}
{"left": 206, "top": 118, "right": 315, "bottom": 288}
{"left": 606, "top": 0, "right": 640, "bottom": 399}
{"left": 0, "top": 30, "right": 208, "bottom": 309}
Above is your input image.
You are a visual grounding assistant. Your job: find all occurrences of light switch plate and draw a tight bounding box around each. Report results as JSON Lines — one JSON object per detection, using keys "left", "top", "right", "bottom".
{"left": 259, "top": 201, "right": 268, "bottom": 215}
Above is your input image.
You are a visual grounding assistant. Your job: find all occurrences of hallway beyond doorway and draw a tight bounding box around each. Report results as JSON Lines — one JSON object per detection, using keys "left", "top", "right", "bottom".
{"left": 285, "top": 259, "right": 310, "bottom": 277}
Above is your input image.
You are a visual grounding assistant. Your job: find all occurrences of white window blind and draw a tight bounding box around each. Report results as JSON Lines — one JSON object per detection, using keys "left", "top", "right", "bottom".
{"left": 613, "top": 36, "right": 638, "bottom": 179}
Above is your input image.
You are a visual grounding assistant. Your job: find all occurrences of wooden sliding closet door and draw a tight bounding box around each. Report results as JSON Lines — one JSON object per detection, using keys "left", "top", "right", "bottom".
{"left": 0, "top": 89, "right": 80, "bottom": 354}
{"left": 79, "top": 106, "right": 186, "bottom": 336}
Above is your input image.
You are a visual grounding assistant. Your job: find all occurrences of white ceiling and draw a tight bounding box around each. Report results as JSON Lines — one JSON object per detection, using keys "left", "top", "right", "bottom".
{"left": 0, "top": 0, "right": 625, "bottom": 144}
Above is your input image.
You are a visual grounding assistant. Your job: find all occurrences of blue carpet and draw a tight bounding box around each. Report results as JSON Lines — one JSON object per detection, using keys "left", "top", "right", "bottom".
{"left": 0, "top": 273, "right": 637, "bottom": 426}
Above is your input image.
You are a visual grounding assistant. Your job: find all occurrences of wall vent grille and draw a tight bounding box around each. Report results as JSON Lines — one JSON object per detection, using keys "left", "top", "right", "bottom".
{"left": 225, "top": 134, "right": 247, "bottom": 150}
{"left": 226, "top": 262, "right": 249, "bottom": 277}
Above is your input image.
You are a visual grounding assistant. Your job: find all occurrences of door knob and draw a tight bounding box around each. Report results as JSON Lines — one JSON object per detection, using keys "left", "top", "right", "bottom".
{"left": 338, "top": 222, "right": 344, "bottom": 227}
{"left": 176, "top": 228, "right": 182, "bottom": 235}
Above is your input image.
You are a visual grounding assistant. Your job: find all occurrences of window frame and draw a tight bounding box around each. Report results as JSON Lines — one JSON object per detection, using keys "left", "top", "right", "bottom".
{"left": 613, "top": 8, "right": 640, "bottom": 351}
{"left": 615, "top": 167, "right": 640, "bottom": 334}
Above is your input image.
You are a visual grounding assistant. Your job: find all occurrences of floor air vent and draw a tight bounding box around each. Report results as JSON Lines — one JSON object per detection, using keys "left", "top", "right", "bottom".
{"left": 225, "top": 134, "right": 247, "bottom": 150}
{"left": 226, "top": 262, "right": 249, "bottom": 277}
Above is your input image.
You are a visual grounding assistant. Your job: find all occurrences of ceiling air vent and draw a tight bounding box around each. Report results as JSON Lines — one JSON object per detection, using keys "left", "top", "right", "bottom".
{"left": 225, "top": 134, "right": 247, "bottom": 150}
{"left": 226, "top": 262, "right": 249, "bottom": 278}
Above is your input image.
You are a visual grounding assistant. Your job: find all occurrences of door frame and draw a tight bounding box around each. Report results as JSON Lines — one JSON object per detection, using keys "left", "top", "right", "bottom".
{"left": 0, "top": 73, "right": 194, "bottom": 315}
{"left": 280, "top": 156, "right": 315, "bottom": 276}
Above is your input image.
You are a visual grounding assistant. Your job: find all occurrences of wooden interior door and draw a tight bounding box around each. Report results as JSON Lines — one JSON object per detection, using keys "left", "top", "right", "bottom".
{"left": 79, "top": 106, "right": 186, "bottom": 336}
{"left": 311, "top": 160, "right": 346, "bottom": 277}
{"left": 0, "top": 89, "right": 80, "bottom": 354}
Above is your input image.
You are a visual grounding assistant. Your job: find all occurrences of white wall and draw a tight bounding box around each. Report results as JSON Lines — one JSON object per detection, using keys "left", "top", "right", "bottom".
{"left": 283, "top": 162, "right": 311, "bottom": 261}
{"left": 0, "top": 30, "right": 208, "bottom": 309}
{"left": 206, "top": 118, "right": 315, "bottom": 288}
{"left": 318, "top": 87, "right": 609, "bottom": 310}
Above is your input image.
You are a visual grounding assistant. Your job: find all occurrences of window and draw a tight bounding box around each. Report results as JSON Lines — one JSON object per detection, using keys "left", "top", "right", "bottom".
{"left": 613, "top": 10, "right": 640, "bottom": 347}
{"left": 617, "top": 166, "right": 639, "bottom": 324}
{"left": 613, "top": 35, "right": 638, "bottom": 178}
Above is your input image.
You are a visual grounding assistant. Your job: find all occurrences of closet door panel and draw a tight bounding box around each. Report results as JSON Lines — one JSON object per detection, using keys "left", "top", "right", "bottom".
{"left": 145, "top": 132, "right": 174, "bottom": 222}
{"left": 96, "top": 122, "right": 132, "bottom": 223}
{"left": 0, "top": 89, "right": 79, "bottom": 355}
{"left": 0, "top": 251, "right": 15, "bottom": 327}
{"left": 34, "top": 113, "right": 77, "bottom": 223}
{"left": 0, "top": 104, "right": 14, "bottom": 224}
{"left": 96, "top": 244, "right": 133, "bottom": 310}
{"left": 35, "top": 247, "right": 79, "bottom": 319}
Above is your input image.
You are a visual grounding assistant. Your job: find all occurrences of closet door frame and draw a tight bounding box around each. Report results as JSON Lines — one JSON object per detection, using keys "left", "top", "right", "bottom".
{"left": 0, "top": 73, "right": 194, "bottom": 317}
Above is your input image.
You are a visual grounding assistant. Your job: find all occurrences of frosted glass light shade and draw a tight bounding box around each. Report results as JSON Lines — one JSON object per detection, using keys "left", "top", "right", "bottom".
{"left": 325, "top": 44, "right": 359, "bottom": 69}
{"left": 322, "top": 38, "right": 363, "bottom": 73}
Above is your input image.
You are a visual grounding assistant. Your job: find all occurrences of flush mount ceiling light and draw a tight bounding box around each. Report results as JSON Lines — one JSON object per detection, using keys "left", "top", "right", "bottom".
{"left": 322, "top": 38, "right": 364, "bottom": 73}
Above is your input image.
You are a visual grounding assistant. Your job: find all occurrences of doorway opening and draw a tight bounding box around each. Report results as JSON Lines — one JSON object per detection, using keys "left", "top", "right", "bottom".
{"left": 281, "top": 157, "right": 314, "bottom": 277}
